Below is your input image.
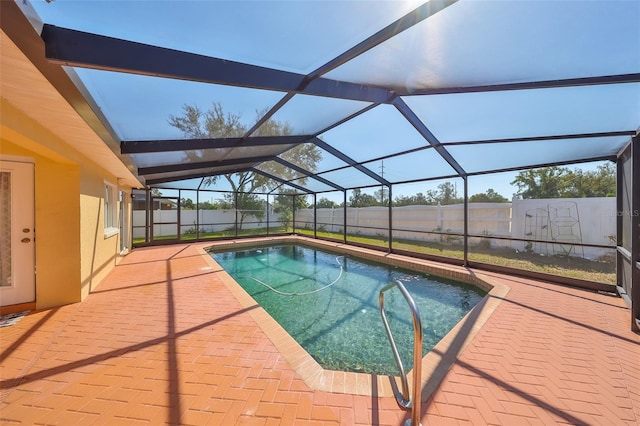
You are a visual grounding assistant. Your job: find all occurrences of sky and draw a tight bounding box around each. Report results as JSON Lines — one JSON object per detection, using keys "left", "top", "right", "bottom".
{"left": 25, "top": 0, "right": 639, "bottom": 200}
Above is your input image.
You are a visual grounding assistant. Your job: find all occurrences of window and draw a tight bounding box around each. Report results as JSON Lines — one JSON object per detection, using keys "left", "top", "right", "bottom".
{"left": 104, "top": 181, "right": 118, "bottom": 237}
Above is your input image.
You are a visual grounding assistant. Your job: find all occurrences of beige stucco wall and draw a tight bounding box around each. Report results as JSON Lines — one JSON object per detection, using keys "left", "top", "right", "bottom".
{"left": 78, "top": 172, "right": 121, "bottom": 299}
{"left": 1, "top": 99, "right": 132, "bottom": 309}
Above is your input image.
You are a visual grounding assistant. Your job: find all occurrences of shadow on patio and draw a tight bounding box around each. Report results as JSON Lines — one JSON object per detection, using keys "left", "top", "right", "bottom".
{"left": 1, "top": 243, "right": 639, "bottom": 425}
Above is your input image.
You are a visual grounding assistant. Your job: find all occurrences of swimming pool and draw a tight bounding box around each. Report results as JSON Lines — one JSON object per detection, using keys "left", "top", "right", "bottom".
{"left": 211, "top": 243, "right": 486, "bottom": 376}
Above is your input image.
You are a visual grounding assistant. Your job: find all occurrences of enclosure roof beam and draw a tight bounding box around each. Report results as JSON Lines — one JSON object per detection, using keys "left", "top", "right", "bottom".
{"left": 42, "top": 23, "right": 639, "bottom": 105}
{"left": 243, "top": 1, "right": 458, "bottom": 138}
{"left": 41, "top": 24, "right": 392, "bottom": 104}
{"left": 137, "top": 155, "right": 275, "bottom": 176}
{"left": 311, "top": 138, "right": 391, "bottom": 186}
{"left": 272, "top": 158, "right": 344, "bottom": 191}
{"left": 367, "top": 154, "right": 616, "bottom": 187}
{"left": 464, "top": 155, "right": 616, "bottom": 178}
{"left": 243, "top": 94, "right": 296, "bottom": 139}
{"left": 250, "top": 168, "right": 312, "bottom": 194}
{"left": 402, "top": 73, "right": 640, "bottom": 96}
{"left": 393, "top": 97, "right": 467, "bottom": 177}
{"left": 145, "top": 167, "right": 254, "bottom": 185}
{"left": 307, "top": 0, "right": 458, "bottom": 81}
{"left": 440, "top": 130, "right": 637, "bottom": 147}
{"left": 313, "top": 103, "right": 381, "bottom": 137}
{"left": 121, "top": 135, "right": 313, "bottom": 154}
{"left": 323, "top": 129, "right": 635, "bottom": 172}
{"left": 0, "top": 1, "right": 140, "bottom": 182}
{"left": 230, "top": 0, "right": 451, "bottom": 159}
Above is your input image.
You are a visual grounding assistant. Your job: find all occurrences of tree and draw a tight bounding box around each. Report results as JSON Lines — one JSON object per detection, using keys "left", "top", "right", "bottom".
{"left": 349, "top": 188, "right": 379, "bottom": 207}
{"left": 316, "top": 197, "right": 339, "bottom": 208}
{"left": 569, "top": 163, "right": 616, "bottom": 197}
{"left": 469, "top": 189, "right": 509, "bottom": 203}
{"left": 421, "top": 182, "right": 463, "bottom": 205}
{"left": 197, "top": 201, "right": 217, "bottom": 210}
{"left": 374, "top": 187, "right": 390, "bottom": 206}
{"left": 214, "top": 192, "right": 266, "bottom": 228}
{"left": 392, "top": 183, "right": 464, "bottom": 207}
{"left": 511, "top": 164, "right": 615, "bottom": 199}
{"left": 393, "top": 192, "right": 430, "bottom": 207}
{"left": 273, "top": 191, "right": 309, "bottom": 231}
{"left": 219, "top": 192, "right": 267, "bottom": 228}
{"left": 180, "top": 198, "right": 196, "bottom": 209}
{"left": 434, "top": 182, "right": 462, "bottom": 205}
{"left": 168, "top": 102, "right": 321, "bottom": 228}
{"left": 511, "top": 166, "right": 571, "bottom": 199}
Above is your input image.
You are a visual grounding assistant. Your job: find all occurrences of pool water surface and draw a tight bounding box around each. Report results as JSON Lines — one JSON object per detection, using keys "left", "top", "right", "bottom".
{"left": 211, "top": 244, "right": 486, "bottom": 375}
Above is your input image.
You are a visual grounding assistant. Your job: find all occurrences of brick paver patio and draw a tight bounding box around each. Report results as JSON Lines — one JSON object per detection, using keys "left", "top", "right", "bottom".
{"left": 1, "top": 241, "right": 639, "bottom": 425}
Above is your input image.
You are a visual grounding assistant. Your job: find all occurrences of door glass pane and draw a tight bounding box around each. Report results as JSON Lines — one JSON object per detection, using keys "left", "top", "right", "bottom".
{"left": 0, "top": 172, "right": 11, "bottom": 286}
{"left": 119, "top": 191, "right": 128, "bottom": 252}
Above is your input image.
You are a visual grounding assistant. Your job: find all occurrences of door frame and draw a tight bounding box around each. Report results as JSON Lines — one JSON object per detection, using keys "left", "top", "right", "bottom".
{"left": 0, "top": 157, "right": 36, "bottom": 307}
{"left": 119, "top": 189, "right": 130, "bottom": 254}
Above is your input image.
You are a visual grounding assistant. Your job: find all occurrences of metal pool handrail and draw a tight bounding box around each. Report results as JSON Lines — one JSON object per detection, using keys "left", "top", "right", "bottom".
{"left": 379, "top": 280, "right": 423, "bottom": 426}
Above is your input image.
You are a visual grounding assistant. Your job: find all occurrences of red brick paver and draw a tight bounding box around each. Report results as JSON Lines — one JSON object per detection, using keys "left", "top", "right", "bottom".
{"left": 1, "top": 242, "right": 639, "bottom": 425}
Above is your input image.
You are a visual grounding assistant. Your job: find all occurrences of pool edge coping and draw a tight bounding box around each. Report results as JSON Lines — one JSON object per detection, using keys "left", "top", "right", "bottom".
{"left": 195, "top": 236, "right": 510, "bottom": 400}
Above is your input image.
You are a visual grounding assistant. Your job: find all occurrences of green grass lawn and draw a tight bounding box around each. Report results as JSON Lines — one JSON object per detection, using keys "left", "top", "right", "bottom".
{"left": 135, "top": 227, "right": 615, "bottom": 284}
{"left": 133, "top": 226, "right": 289, "bottom": 244}
{"left": 295, "top": 229, "right": 615, "bottom": 284}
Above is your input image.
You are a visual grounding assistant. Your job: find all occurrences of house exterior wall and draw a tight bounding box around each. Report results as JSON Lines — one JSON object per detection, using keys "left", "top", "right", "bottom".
{"left": 1, "top": 99, "right": 131, "bottom": 309}
{"left": 79, "top": 174, "right": 121, "bottom": 299}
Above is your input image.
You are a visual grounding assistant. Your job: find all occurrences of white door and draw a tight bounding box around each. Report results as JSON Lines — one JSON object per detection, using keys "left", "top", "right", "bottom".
{"left": 119, "top": 190, "right": 129, "bottom": 253}
{"left": 0, "top": 160, "right": 35, "bottom": 306}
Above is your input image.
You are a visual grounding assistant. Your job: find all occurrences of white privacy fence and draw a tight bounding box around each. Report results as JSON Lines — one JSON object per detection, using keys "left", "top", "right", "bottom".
{"left": 294, "top": 198, "right": 616, "bottom": 259}
{"left": 510, "top": 198, "right": 616, "bottom": 259}
{"left": 133, "top": 207, "right": 283, "bottom": 238}
{"left": 135, "top": 198, "right": 616, "bottom": 259}
{"left": 296, "top": 203, "right": 511, "bottom": 237}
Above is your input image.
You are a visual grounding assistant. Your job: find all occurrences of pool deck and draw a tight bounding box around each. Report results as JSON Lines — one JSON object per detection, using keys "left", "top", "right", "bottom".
{"left": 1, "top": 238, "right": 639, "bottom": 425}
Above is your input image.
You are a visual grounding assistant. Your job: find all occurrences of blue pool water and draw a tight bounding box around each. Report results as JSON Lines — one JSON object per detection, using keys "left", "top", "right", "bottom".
{"left": 211, "top": 244, "right": 486, "bottom": 375}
